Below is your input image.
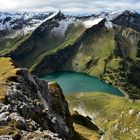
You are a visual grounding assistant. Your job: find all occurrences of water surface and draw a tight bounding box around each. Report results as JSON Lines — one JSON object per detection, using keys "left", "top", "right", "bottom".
{"left": 41, "top": 71, "right": 124, "bottom": 96}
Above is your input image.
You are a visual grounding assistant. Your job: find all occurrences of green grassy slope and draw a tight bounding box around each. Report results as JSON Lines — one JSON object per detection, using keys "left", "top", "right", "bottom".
{"left": 0, "top": 57, "right": 18, "bottom": 101}
{"left": 30, "top": 21, "right": 140, "bottom": 98}
{"left": 66, "top": 92, "right": 140, "bottom": 140}
{"left": 9, "top": 23, "right": 86, "bottom": 69}
{"left": 0, "top": 33, "right": 31, "bottom": 55}
{"left": 69, "top": 27, "right": 115, "bottom": 77}
{"left": 30, "top": 24, "right": 86, "bottom": 74}
{"left": 30, "top": 20, "right": 108, "bottom": 75}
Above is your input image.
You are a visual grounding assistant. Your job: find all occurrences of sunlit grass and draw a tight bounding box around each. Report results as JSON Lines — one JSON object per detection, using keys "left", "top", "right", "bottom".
{"left": 0, "top": 57, "right": 18, "bottom": 101}
{"left": 66, "top": 92, "right": 140, "bottom": 139}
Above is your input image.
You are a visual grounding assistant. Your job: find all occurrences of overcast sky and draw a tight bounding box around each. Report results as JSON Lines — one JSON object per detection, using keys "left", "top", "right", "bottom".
{"left": 0, "top": 0, "right": 139, "bottom": 14}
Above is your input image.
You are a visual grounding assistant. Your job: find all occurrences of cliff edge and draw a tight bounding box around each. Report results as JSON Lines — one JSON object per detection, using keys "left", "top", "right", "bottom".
{"left": 0, "top": 57, "right": 74, "bottom": 140}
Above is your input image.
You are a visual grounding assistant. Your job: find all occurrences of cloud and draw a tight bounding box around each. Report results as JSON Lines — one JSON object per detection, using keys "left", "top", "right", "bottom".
{"left": 0, "top": 0, "right": 139, "bottom": 13}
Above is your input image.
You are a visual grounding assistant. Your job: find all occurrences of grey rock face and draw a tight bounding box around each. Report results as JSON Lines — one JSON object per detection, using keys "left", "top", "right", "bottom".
{"left": 0, "top": 68, "right": 74, "bottom": 140}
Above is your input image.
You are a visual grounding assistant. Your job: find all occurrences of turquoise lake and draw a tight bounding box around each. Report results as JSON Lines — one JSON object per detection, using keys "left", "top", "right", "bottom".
{"left": 41, "top": 71, "right": 124, "bottom": 96}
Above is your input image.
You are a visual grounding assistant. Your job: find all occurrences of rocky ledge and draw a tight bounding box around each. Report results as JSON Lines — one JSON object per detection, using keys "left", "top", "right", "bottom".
{"left": 0, "top": 58, "right": 74, "bottom": 140}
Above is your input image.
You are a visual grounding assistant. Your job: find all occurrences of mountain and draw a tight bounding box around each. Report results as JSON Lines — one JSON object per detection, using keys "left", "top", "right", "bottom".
{"left": 112, "top": 10, "right": 140, "bottom": 32}
{"left": 0, "top": 10, "right": 140, "bottom": 99}
{"left": 0, "top": 12, "right": 50, "bottom": 56}
{"left": 0, "top": 57, "right": 75, "bottom": 139}
{"left": 0, "top": 12, "right": 50, "bottom": 36}
{"left": 6, "top": 11, "right": 76, "bottom": 68}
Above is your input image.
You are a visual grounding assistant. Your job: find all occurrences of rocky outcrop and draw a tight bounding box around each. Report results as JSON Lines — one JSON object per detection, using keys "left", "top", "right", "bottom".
{"left": 0, "top": 59, "right": 74, "bottom": 140}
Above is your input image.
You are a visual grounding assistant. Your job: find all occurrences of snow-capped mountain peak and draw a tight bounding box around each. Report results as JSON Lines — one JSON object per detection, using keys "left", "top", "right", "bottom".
{"left": 0, "top": 10, "right": 140, "bottom": 39}
{"left": 83, "top": 18, "right": 104, "bottom": 28}
{"left": 0, "top": 12, "right": 50, "bottom": 31}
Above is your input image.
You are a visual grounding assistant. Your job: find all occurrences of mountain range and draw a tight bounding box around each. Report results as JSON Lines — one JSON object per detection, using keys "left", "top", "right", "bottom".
{"left": 0, "top": 10, "right": 139, "bottom": 99}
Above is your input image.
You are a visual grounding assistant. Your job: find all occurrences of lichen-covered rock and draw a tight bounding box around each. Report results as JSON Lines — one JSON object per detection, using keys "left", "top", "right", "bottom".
{"left": 0, "top": 61, "right": 74, "bottom": 140}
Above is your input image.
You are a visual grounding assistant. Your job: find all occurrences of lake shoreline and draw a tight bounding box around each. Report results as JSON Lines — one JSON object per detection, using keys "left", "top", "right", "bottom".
{"left": 41, "top": 71, "right": 124, "bottom": 96}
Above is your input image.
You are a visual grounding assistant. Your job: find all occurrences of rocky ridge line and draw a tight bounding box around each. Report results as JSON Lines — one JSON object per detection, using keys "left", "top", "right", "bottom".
{"left": 0, "top": 58, "right": 74, "bottom": 140}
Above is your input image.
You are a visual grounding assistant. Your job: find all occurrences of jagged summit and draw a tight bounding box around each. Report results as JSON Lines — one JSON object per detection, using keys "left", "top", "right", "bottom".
{"left": 0, "top": 12, "right": 51, "bottom": 38}
{"left": 44, "top": 10, "right": 65, "bottom": 22}
{"left": 58, "top": 10, "right": 65, "bottom": 18}
{"left": 0, "top": 10, "right": 139, "bottom": 38}
{"left": 0, "top": 11, "right": 67, "bottom": 38}
{"left": 111, "top": 10, "right": 140, "bottom": 20}
{"left": 83, "top": 17, "right": 104, "bottom": 28}
{"left": 112, "top": 10, "right": 140, "bottom": 32}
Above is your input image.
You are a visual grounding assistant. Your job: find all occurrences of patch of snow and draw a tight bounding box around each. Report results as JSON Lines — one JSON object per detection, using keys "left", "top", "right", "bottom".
{"left": 4, "top": 30, "right": 23, "bottom": 39}
{"left": 0, "top": 104, "right": 10, "bottom": 113}
{"left": 45, "top": 11, "right": 60, "bottom": 21}
{"left": 107, "top": 10, "right": 136, "bottom": 21}
{"left": 83, "top": 18, "right": 103, "bottom": 28}
{"left": 51, "top": 17, "right": 75, "bottom": 37}
{"left": 108, "top": 10, "right": 125, "bottom": 20}
{"left": 23, "top": 25, "right": 38, "bottom": 35}
{"left": 22, "top": 11, "right": 62, "bottom": 35}
{"left": 0, "top": 21, "right": 12, "bottom": 31}
{"left": 105, "top": 18, "right": 113, "bottom": 29}
{"left": 23, "top": 12, "right": 34, "bottom": 20}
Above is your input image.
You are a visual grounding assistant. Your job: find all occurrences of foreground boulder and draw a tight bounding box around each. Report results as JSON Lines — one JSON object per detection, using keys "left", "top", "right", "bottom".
{"left": 0, "top": 57, "right": 74, "bottom": 140}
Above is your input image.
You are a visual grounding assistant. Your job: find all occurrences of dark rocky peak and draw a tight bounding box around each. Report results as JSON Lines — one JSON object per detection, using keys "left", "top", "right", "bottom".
{"left": 85, "top": 18, "right": 107, "bottom": 31}
{"left": 114, "top": 10, "right": 140, "bottom": 21}
{"left": 44, "top": 10, "right": 65, "bottom": 22}
{"left": 81, "top": 18, "right": 106, "bottom": 39}
{"left": 3, "top": 16, "right": 12, "bottom": 24}
{"left": 99, "top": 11, "right": 109, "bottom": 17}
{"left": 123, "top": 10, "right": 139, "bottom": 16}
{"left": 112, "top": 10, "right": 140, "bottom": 32}
{"left": 75, "top": 14, "right": 95, "bottom": 20}
{"left": 32, "top": 11, "right": 66, "bottom": 37}
{"left": 57, "top": 10, "right": 65, "bottom": 19}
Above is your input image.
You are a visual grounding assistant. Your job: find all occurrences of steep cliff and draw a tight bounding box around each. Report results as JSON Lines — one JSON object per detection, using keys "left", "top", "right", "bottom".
{"left": 0, "top": 57, "right": 74, "bottom": 140}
